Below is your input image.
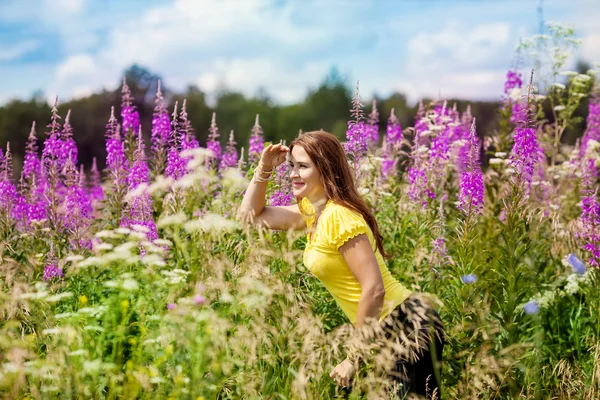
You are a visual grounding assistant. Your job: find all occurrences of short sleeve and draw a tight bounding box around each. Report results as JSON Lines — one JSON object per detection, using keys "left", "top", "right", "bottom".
{"left": 322, "top": 205, "right": 369, "bottom": 250}
{"left": 297, "top": 197, "right": 316, "bottom": 228}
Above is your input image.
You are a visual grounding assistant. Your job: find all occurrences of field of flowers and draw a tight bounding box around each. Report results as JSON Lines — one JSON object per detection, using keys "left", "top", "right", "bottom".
{"left": 1, "top": 25, "right": 599, "bottom": 400}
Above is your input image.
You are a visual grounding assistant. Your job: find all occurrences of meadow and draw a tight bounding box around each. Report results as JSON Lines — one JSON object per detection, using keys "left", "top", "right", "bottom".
{"left": 0, "top": 24, "right": 599, "bottom": 399}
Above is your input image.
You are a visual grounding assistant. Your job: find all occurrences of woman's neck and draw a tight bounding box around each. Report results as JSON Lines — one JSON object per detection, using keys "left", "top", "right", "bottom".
{"left": 309, "top": 195, "right": 329, "bottom": 215}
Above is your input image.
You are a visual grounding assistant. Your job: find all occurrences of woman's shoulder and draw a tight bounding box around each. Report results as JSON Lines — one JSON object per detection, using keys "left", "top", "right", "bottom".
{"left": 321, "top": 201, "right": 367, "bottom": 230}
{"left": 320, "top": 200, "right": 370, "bottom": 249}
{"left": 324, "top": 201, "right": 364, "bottom": 220}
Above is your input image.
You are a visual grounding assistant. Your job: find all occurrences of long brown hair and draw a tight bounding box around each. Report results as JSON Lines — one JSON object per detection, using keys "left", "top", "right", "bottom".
{"left": 290, "top": 130, "right": 389, "bottom": 258}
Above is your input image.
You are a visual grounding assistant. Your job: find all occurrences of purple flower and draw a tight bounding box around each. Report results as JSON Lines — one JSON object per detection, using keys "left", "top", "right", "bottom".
{"left": 510, "top": 101, "right": 528, "bottom": 125}
{"left": 344, "top": 121, "right": 367, "bottom": 160}
{"left": 510, "top": 127, "right": 539, "bottom": 186}
{"left": 458, "top": 120, "right": 484, "bottom": 214}
{"left": 580, "top": 186, "right": 600, "bottom": 268}
{"left": 248, "top": 114, "right": 264, "bottom": 164}
{"left": 121, "top": 79, "right": 140, "bottom": 135}
{"left": 269, "top": 191, "right": 293, "bottom": 207}
{"left": 366, "top": 99, "right": 379, "bottom": 145}
{"left": 381, "top": 153, "right": 396, "bottom": 180}
{"left": 165, "top": 102, "right": 188, "bottom": 180}
{"left": 167, "top": 303, "right": 176, "bottom": 310}
{"left": 504, "top": 70, "right": 523, "bottom": 96}
{"left": 386, "top": 108, "right": 402, "bottom": 147}
{"left": 22, "top": 122, "right": 41, "bottom": 181}
{"left": 580, "top": 96, "right": 600, "bottom": 178}
{"left": 89, "top": 157, "right": 104, "bottom": 203}
{"left": 219, "top": 130, "right": 238, "bottom": 170}
{"left": 432, "top": 237, "right": 447, "bottom": 264}
{"left": 179, "top": 99, "right": 199, "bottom": 151}
{"left": 193, "top": 295, "right": 206, "bottom": 305}
{"left": 430, "top": 129, "right": 450, "bottom": 163}
{"left": 344, "top": 82, "right": 367, "bottom": 162}
{"left": 150, "top": 80, "right": 171, "bottom": 174}
{"left": 566, "top": 253, "right": 587, "bottom": 275}
{"left": 62, "top": 110, "right": 78, "bottom": 166}
{"left": 43, "top": 264, "right": 63, "bottom": 281}
{"left": 0, "top": 180, "right": 19, "bottom": 219}
{"left": 461, "top": 274, "right": 477, "bottom": 284}
{"left": 122, "top": 135, "right": 158, "bottom": 242}
{"left": 42, "top": 99, "right": 67, "bottom": 178}
{"left": 165, "top": 147, "right": 187, "bottom": 180}
{"left": 206, "top": 112, "right": 222, "bottom": 168}
{"left": 105, "top": 107, "right": 128, "bottom": 181}
{"left": 407, "top": 166, "right": 428, "bottom": 206}
{"left": 523, "top": 300, "right": 539, "bottom": 315}
{"left": 269, "top": 160, "right": 293, "bottom": 206}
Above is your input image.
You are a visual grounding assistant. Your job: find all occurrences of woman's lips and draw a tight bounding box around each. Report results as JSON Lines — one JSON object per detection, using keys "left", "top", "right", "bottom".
{"left": 293, "top": 182, "right": 305, "bottom": 188}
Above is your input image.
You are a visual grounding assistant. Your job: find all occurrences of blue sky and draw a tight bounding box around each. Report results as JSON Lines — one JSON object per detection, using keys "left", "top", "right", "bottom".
{"left": 0, "top": 0, "right": 599, "bottom": 107}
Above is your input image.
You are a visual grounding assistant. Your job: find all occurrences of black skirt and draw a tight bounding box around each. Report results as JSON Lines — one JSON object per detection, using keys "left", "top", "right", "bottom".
{"left": 380, "top": 293, "right": 445, "bottom": 398}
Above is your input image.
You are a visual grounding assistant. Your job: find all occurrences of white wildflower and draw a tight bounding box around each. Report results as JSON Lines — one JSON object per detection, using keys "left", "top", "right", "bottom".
{"left": 93, "top": 243, "right": 113, "bottom": 251}
{"left": 54, "top": 312, "right": 74, "bottom": 319}
{"left": 77, "top": 256, "right": 102, "bottom": 268}
{"left": 78, "top": 306, "right": 108, "bottom": 318}
{"left": 65, "top": 255, "right": 85, "bottom": 263}
{"left": 121, "top": 278, "right": 139, "bottom": 291}
{"left": 184, "top": 214, "right": 239, "bottom": 233}
{"left": 532, "top": 291, "right": 555, "bottom": 309}
{"left": 132, "top": 224, "right": 150, "bottom": 233}
{"left": 125, "top": 183, "right": 149, "bottom": 201}
{"left": 157, "top": 213, "right": 188, "bottom": 228}
{"left": 148, "top": 175, "right": 174, "bottom": 194}
{"left": 141, "top": 253, "right": 166, "bottom": 267}
{"left": 221, "top": 168, "right": 248, "bottom": 191}
{"left": 42, "top": 328, "right": 61, "bottom": 336}
{"left": 84, "top": 325, "right": 105, "bottom": 332}
{"left": 128, "top": 231, "right": 148, "bottom": 241}
{"left": 83, "top": 359, "right": 102, "bottom": 373}
{"left": 2, "top": 363, "right": 21, "bottom": 373}
{"left": 551, "top": 83, "right": 566, "bottom": 90}
{"left": 154, "top": 238, "right": 173, "bottom": 247}
{"left": 509, "top": 88, "right": 522, "bottom": 101}
{"left": 173, "top": 174, "right": 199, "bottom": 189}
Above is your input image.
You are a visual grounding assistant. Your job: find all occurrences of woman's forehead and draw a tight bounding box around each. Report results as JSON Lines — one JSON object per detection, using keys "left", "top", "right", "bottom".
{"left": 290, "top": 146, "right": 311, "bottom": 162}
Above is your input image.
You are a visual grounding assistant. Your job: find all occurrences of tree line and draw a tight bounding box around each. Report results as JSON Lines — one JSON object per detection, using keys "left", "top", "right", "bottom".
{"left": 0, "top": 64, "right": 591, "bottom": 175}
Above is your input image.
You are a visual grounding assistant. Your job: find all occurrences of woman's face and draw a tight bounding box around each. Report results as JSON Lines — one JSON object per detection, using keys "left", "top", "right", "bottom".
{"left": 289, "top": 146, "right": 326, "bottom": 201}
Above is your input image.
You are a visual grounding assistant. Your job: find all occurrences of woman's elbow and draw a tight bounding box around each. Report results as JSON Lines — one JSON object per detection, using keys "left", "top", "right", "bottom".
{"left": 236, "top": 207, "right": 255, "bottom": 224}
{"left": 364, "top": 285, "right": 386, "bottom": 300}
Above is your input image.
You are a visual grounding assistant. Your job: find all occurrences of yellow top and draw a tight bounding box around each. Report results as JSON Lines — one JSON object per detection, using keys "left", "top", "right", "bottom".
{"left": 299, "top": 197, "right": 412, "bottom": 325}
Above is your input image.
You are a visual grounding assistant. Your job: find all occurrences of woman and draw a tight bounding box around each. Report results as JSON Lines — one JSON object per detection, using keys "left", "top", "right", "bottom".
{"left": 237, "top": 130, "right": 444, "bottom": 398}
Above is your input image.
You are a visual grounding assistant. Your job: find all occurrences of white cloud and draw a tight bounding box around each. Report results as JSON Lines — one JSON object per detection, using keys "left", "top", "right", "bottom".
{"left": 407, "top": 21, "right": 512, "bottom": 74}
{"left": 44, "top": 0, "right": 341, "bottom": 105}
{"left": 0, "top": 0, "right": 87, "bottom": 23}
{"left": 50, "top": 0, "right": 87, "bottom": 15}
{"left": 4, "top": 0, "right": 600, "bottom": 108}
{"left": 47, "top": 53, "right": 117, "bottom": 104}
{"left": 195, "top": 58, "right": 330, "bottom": 105}
{"left": 0, "top": 40, "right": 39, "bottom": 62}
{"left": 581, "top": 33, "right": 600, "bottom": 63}
{"left": 392, "top": 69, "right": 507, "bottom": 104}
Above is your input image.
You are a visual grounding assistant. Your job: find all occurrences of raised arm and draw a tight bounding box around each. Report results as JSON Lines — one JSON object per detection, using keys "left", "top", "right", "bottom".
{"left": 236, "top": 143, "right": 305, "bottom": 231}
